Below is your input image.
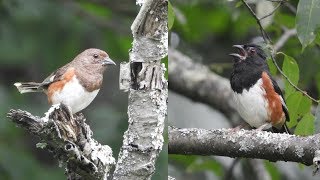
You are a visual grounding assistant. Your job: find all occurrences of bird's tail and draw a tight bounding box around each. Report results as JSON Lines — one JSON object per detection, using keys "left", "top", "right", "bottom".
{"left": 14, "top": 82, "right": 43, "bottom": 94}
{"left": 272, "top": 123, "right": 291, "bottom": 134}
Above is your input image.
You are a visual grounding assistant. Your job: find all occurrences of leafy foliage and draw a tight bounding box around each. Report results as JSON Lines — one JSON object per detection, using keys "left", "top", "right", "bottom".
{"left": 296, "top": 0, "right": 320, "bottom": 49}
{"left": 295, "top": 112, "right": 315, "bottom": 135}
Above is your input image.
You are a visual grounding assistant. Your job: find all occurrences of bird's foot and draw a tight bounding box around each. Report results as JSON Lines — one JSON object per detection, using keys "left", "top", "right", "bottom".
{"left": 230, "top": 124, "right": 244, "bottom": 132}
{"left": 256, "top": 123, "right": 270, "bottom": 131}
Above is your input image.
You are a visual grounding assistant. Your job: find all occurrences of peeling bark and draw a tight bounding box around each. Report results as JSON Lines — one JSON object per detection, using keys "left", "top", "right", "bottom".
{"left": 169, "top": 126, "right": 320, "bottom": 166}
{"left": 7, "top": 104, "right": 115, "bottom": 180}
{"left": 114, "top": 0, "right": 168, "bottom": 179}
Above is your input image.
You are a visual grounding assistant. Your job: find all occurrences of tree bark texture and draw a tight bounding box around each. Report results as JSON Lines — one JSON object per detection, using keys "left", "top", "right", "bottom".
{"left": 169, "top": 126, "right": 320, "bottom": 166}
{"left": 114, "top": 0, "right": 168, "bottom": 179}
{"left": 7, "top": 104, "right": 115, "bottom": 180}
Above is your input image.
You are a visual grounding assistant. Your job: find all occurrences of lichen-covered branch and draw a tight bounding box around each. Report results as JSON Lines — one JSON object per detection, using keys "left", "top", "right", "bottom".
{"left": 168, "top": 126, "right": 320, "bottom": 166}
{"left": 7, "top": 104, "right": 115, "bottom": 180}
{"left": 168, "top": 48, "right": 240, "bottom": 124}
{"left": 114, "top": 0, "right": 168, "bottom": 179}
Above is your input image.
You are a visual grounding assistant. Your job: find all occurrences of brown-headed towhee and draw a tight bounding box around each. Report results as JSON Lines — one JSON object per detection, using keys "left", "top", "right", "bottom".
{"left": 14, "top": 48, "right": 116, "bottom": 114}
{"left": 229, "top": 44, "right": 290, "bottom": 134}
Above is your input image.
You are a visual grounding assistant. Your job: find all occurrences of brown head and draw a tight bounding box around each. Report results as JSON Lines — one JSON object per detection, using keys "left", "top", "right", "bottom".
{"left": 72, "top": 48, "right": 116, "bottom": 74}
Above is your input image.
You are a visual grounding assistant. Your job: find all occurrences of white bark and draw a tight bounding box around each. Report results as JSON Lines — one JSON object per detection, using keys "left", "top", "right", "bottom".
{"left": 114, "top": 0, "right": 168, "bottom": 179}
{"left": 7, "top": 104, "right": 115, "bottom": 180}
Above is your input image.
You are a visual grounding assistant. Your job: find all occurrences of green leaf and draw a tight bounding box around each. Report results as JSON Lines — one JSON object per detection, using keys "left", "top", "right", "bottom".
{"left": 314, "top": 104, "right": 320, "bottom": 133}
{"left": 295, "top": 113, "right": 314, "bottom": 136}
{"left": 286, "top": 92, "right": 312, "bottom": 128}
{"left": 267, "top": 57, "right": 277, "bottom": 76}
{"left": 281, "top": 53, "right": 299, "bottom": 98}
{"left": 296, "top": 0, "right": 320, "bottom": 49}
{"left": 168, "top": 1, "right": 175, "bottom": 30}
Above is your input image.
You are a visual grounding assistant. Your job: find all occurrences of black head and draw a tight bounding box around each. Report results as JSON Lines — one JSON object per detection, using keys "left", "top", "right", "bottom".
{"left": 229, "top": 44, "right": 269, "bottom": 93}
{"left": 229, "top": 44, "right": 267, "bottom": 64}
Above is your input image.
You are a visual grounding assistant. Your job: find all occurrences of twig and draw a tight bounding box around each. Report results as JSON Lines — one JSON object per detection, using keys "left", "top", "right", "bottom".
{"left": 259, "top": 2, "right": 283, "bottom": 21}
{"left": 265, "top": 0, "right": 296, "bottom": 14}
{"left": 241, "top": 0, "right": 271, "bottom": 43}
{"left": 271, "top": 55, "right": 319, "bottom": 103}
{"left": 240, "top": 0, "right": 319, "bottom": 103}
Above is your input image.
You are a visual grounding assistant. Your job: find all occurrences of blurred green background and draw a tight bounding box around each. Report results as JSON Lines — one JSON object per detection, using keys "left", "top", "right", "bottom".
{"left": 0, "top": 0, "right": 167, "bottom": 179}
{"left": 169, "top": 0, "right": 320, "bottom": 179}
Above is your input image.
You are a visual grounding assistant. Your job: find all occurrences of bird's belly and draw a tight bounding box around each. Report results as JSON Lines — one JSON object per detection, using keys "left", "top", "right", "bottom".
{"left": 232, "top": 80, "right": 270, "bottom": 128}
{"left": 51, "top": 77, "right": 99, "bottom": 114}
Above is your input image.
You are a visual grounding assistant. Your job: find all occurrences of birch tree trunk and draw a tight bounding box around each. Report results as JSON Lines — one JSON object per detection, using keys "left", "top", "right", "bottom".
{"left": 115, "top": 0, "right": 168, "bottom": 179}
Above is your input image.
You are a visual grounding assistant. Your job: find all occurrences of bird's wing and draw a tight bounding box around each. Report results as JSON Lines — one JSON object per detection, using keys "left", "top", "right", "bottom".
{"left": 270, "top": 76, "right": 290, "bottom": 122}
{"left": 40, "top": 64, "right": 71, "bottom": 88}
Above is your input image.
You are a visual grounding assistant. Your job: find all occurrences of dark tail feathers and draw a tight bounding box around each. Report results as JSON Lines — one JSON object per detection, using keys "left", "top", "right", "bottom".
{"left": 14, "top": 82, "right": 43, "bottom": 94}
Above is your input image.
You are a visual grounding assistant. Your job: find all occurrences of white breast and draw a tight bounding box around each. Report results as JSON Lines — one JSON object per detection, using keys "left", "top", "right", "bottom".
{"left": 232, "top": 79, "right": 270, "bottom": 129}
{"left": 51, "top": 76, "right": 99, "bottom": 114}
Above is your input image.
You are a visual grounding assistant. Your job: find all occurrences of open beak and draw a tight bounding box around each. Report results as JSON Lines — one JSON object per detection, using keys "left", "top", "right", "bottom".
{"left": 229, "top": 45, "right": 247, "bottom": 61}
{"left": 102, "top": 57, "right": 116, "bottom": 66}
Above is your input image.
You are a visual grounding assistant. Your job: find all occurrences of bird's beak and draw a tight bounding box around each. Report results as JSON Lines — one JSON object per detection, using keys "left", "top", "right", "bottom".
{"left": 102, "top": 57, "right": 116, "bottom": 66}
{"left": 229, "top": 45, "right": 247, "bottom": 61}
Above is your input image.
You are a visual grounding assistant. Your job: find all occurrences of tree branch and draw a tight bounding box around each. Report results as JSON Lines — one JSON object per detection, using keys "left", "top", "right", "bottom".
{"left": 168, "top": 126, "right": 320, "bottom": 166}
{"left": 258, "top": 1, "right": 283, "bottom": 21}
{"left": 168, "top": 48, "right": 240, "bottom": 125}
{"left": 114, "top": 0, "right": 168, "bottom": 179}
{"left": 7, "top": 104, "right": 115, "bottom": 180}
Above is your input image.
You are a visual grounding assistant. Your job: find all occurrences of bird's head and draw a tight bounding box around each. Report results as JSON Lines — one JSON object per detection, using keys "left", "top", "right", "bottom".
{"left": 75, "top": 48, "right": 116, "bottom": 73}
{"left": 229, "top": 44, "right": 267, "bottom": 64}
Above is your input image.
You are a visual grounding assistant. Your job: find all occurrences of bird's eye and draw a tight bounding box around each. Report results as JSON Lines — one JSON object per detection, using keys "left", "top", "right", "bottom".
{"left": 93, "top": 54, "right": 99, "bottom": 58}
{"left": 249, "top": 48, "right": 256, "bottom": 54}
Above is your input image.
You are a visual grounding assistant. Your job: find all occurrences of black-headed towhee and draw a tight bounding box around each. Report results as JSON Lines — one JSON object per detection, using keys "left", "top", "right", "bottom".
{"left": 229, "top": 44, "right": 290, "bottom": 134}
{"left": 14, "top": 48, "right": 116, "bottom": 114}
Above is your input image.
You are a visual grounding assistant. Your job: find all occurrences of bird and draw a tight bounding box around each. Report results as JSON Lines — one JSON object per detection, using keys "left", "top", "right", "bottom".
{"left": 14, "top": 48, "right": 116, "bottom": 114}
{"left": 229, "top": 44, "right": 290, "bottom": 134}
